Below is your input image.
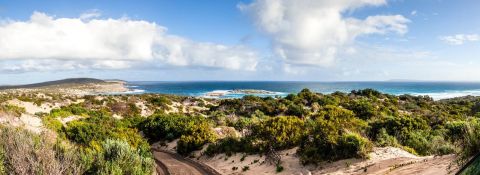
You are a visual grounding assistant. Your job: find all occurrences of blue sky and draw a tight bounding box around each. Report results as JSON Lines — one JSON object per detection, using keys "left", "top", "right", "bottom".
{"left": 0, "top": 0, "right": 479, "bottom": 84}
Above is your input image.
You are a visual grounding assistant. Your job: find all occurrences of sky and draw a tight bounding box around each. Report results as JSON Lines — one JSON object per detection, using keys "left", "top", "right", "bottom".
{"left": 0, "top": 0, "right": 480, "bottom": 84}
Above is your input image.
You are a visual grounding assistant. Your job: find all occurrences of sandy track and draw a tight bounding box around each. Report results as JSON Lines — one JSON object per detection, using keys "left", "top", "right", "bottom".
{"left": 152, "top": 148, "right": 221, "bottom": 175}
{"left": 330, "top": 155, "right": 456, "bottom": 175}
{"left": 387, "top": 155, "right": 456, "bottom": 175}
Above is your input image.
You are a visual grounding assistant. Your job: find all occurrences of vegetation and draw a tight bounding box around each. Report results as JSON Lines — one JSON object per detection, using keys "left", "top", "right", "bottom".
{"left": 3, "top": 87, "right": 480, "bottom": 173}
{"left": 0, "top": 126, "right": 82, "bottom": 174}
{"left": 0, "top": 104, "right": 26, "bottom": 117}
{"left": 83, "top": 139, "right": 153, "bottom": 175}
{"left": 204, "top": 88, "right": 479, "bottom": 165}
{"left": 140, "top": 114, "right": 217, "bottom": 155}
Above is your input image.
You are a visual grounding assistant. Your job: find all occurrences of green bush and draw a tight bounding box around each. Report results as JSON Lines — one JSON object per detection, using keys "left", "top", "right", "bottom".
{"left": 140, "top": 114, "right": 194, "bottom": 141}
{"left": 402, "top": 131, "right": 431, "bottom": 156}
{"left": 375, "top": 128, "right": 400, "bottom": 147}
{"left": 252, "top": 116, "right": 305, "bottom": 150}
{"left": 286, "top": 103, "right": 307, "bottom": 117}
{"left": 147, "top": 96, "right": 172, "bottom": 108}
{"left": 177, "top": 132, "right": 216, "bottom": 155}
{"left": 64, "top": 114, "right": 149, "bottom": 150}
{"left": 276, "top": 165, "right": 284, "bottom": 172}
{"left": 298, "top": 113, "right": 372, "bottom": 164}
{"left": 41, "top": 114, "right": 64, "bottom": 132}
{"left": 229, "top": 117, "right": 254, "bottom": 131}
{"left": 337, "top": 133, "right": 373, "bottom": 159}
{"left": 87, "top": 139, "right": 153, "bottom": 175}
{"left": 445, "top": 120, "right": 468, "bottom": 141}
{"left": 430, "top": 135, "right": 455, "bottom": 155}
{"left": 50, "top": 104, "right": 89, "bottom": 118}
{"left": 369, "top": 115, "right": 429, "bottom": 141}
{"left": 140, "top": 114, "right": 216, "bottom": 155}
{"left": 204, "top": 137, "right": 259, "bottom": 156}
{"left": 456, "top": 118, "right": 480, "bottom": 166}
{"left": 314, "top": 105, "right": 367, "bottom": 132}
{"left": 345, "top": 99, "right": 378, "bottom": 120}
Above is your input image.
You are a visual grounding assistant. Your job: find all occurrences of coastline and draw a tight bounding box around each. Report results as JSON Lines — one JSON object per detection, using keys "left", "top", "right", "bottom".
{"left": 4, "top": 79, "right": 480, "bottom": 101}
{"left": 124, "top": 81, "right": 480, "bottom": 100}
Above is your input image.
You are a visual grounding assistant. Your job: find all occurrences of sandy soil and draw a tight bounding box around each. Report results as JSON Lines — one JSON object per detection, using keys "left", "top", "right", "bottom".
{"left": 7, "top": 99, "right": 58, "bottom": 114}
{"left": 0, "top": 113, "right": 44, "bottom": 134}
{"left": 19, "top": 113, "right": 44, "bottom": 133}
{"left": 136, "top": 101, "right": 153, "bottom": 117}
{"left": 197, "top": 147, "right": 457, "bottom": 175}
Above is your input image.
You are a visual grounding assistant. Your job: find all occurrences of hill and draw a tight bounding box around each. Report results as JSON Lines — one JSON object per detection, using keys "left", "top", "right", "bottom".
{"left": 0, "top": 78, "right": 108, "bottom": 90}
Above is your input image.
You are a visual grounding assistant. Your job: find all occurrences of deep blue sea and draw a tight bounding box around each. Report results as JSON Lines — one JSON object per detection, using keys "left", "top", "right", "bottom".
{"left": 125, "top": 81, "right": 480, "bottom": 100}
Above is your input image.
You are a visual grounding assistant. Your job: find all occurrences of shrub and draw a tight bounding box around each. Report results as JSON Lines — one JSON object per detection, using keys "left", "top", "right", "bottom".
{"left": 0, "top": 125, "right": 82, "bottom": 174}
{"left": 41, "top": 114, "right": 64, "bottom": 132}
{"left": 64, "top": 114, "right": 149, "bottom": 150}
{"left": 147, "top": 96, "right": 172, "bottom": 108}
{"left": 50, "top": 104, "right": 89, "bottom": 118}
{"left": 285, "top": 103, "right": 307, "bottom": 117}
{"left": 337, "top": 133, "right": 373, "bottom": 159}
{"left": 242, "top": 166, "right": 250, "bottom": 171}
{"left": 177, "top": 117, "right": 216, "bottom": 155}
{"left": 375, "top": 128, "right": 400, "bottom": 147}
{"left": 402, "top": 131, "right": 431, "bottom": 156}
{"left": 276, "top": 165, "right": 284, "bottom": 173}
{"left": 0, "top": 104, "right": 26, "bottom": 117}
{"left": 351, "top": 89, "right": 382, "bottom": 98}
{"left": 87, "top": 139, "right": 154, "bottom": 175}
{"left": 369, "top": 115, "right": 429, "bottom": 141}
{"left": 314, "top": 105, "right": 367, "bottom": 132}
{"left": 140, "top": 114, "right": 215, "bottom": 142}
{"left": 177, "top": 135, "right": 206, "bottom": 155}
{"left": 107, "top": 102, "right": 140, "bottom": 117}
{"left": 229, "top": 117, "right": 254, "bottom": 131}
{"left": 430, "top": 135, "right": 455, "bottom": 155}
{"left": 204, "top": 137, "right": 258, "bottom": 156}
{"left": 252, "top": 116, "right": 305, "bottom": 150}
{"left": 445, "top": 120, "right": 468, "bottom": 141}
{"left": 298, "top": 114, "right": 372, "bottom": 164}
{"left": 346, "top": 99, "right": 378, "bottom": 120}
{"left": 456, "top": 118, "right": 480, "bottom": 166}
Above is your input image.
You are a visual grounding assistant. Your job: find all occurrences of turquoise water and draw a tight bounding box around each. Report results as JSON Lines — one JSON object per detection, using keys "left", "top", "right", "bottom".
{"left": 126, "top": 81, "right": 480, "bottom": 100}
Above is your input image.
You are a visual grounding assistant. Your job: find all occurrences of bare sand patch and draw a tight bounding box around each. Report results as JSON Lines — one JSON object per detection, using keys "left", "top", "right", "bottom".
{"left": 197, "top": 146, "right": 456, "bottom": 175}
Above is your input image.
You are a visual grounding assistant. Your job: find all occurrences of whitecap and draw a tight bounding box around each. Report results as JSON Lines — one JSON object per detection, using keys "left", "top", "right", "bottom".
{"left": 410, "top": 89, "right": 480, "bottom": 100}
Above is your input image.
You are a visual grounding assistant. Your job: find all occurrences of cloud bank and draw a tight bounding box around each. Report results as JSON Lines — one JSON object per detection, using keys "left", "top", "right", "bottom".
{"left": 239, "top": 0, "right": 409, "bottom": 67}
{"left": 0, "top": 12, "right": 258, "bottom": 72}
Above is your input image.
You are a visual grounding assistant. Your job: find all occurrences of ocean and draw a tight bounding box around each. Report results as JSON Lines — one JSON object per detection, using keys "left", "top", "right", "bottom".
{"left": 125, "top": 81, "right": 480, "bottom": 100}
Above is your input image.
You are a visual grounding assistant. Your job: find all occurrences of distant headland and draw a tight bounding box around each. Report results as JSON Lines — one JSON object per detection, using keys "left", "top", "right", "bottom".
{"left": 0, "top": 78, "right": 128, "bottom": 95}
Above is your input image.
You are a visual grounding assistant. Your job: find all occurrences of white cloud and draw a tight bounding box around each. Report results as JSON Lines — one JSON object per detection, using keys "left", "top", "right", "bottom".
{"left": 239, "top": 0, "right": 409, "bottom": 67}
{"left": 440, "top": 34, "right": 480, "bottom": 45}
{"left": 410, "top": 10, "right": 417, "bottom": 16}
{"left": 0, "top": 12, "right": 259, "bottom": 73}
{"left": 80, "top": 9, "right": 101, "bottom": 20}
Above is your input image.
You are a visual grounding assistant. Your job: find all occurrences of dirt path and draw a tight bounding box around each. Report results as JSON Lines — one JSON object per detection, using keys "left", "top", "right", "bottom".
{"left": 152, "top": 148, "right": 221, "bottom": 175}
{"left": 340, "top": 155, "right": 457, "bottom": 175}
{"left": 387, "top": 155, "right": 457, "bottom": 175}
